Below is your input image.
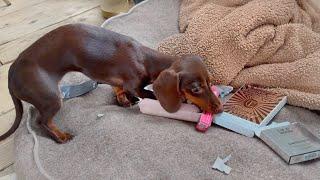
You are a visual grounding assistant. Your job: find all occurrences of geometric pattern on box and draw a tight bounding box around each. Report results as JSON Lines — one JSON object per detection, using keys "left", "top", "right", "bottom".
{"left": 224, "top": 85, "right": 284, "bottom": 124}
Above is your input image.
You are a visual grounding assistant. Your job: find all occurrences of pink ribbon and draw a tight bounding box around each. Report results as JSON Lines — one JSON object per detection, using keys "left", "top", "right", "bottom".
{"left": 195, "top": 85, "right": 220, "bottom": 132}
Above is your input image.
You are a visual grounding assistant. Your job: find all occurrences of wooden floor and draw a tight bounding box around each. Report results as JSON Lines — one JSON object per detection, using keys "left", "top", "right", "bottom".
{"left": 0, "top": 0, "right": 105, "bottom": 127}
{"left": 0, "top": 0, "right": 106, "bottom": 176}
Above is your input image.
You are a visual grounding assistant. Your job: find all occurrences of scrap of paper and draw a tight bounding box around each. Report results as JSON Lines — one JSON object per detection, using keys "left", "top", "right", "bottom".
{"left": 212, "top": 154, "right": 232, "bottom": 175}
{"left": 97, "top": 114, "right": 104, "bottom": 118}
{"left": 60, "top": 80, "right": 98, "bottom": 100}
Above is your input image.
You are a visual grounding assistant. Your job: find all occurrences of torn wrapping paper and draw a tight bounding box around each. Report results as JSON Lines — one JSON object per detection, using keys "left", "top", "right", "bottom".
{"left": 97, "top": 114, "right": 105, "bottom": 118}
{"left": 60, "top": 80, "right": 98, "bottom": 100}
{"left": 212, "top": 154, "right": 232, "bottom": 175}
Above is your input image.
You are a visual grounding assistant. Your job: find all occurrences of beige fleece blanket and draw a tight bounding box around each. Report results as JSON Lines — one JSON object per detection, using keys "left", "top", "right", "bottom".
{"left": 158, "top": 0, "right": 320, "bottom": 110}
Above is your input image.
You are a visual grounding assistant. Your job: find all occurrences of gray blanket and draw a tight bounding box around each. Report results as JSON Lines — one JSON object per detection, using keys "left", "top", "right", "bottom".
{"left": 14, "top": 0, "right": 320, "bottom": 179}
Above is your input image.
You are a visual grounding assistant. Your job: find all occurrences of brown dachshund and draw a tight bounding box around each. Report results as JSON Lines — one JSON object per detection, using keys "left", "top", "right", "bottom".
{"left": 2, "top": 24, "right": 222, "bottom": 143}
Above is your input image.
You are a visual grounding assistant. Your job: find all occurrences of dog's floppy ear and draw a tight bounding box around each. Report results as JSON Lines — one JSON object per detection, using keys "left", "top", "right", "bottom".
{"left": 153, "top": 69, "right": 182, "bottom": 113}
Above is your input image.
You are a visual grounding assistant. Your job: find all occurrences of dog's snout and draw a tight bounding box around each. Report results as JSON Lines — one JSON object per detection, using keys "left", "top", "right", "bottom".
{"left": 215, "top": 105, "right": 224, "bottom": 113}
{"left": 209, "top": 95, "right": 223, "bottom": 114}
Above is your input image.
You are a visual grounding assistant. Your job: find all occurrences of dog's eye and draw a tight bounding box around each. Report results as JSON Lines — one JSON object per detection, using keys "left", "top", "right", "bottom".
{"left": 191, "top": 86, "right": 203, "bottom": 94}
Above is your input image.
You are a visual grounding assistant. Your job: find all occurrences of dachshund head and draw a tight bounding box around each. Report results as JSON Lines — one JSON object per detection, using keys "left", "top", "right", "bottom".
{"left": 153, "top": 55, "right": 223, "bottom": 113}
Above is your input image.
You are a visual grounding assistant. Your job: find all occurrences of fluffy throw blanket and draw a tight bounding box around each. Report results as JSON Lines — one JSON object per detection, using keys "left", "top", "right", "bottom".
{"left": 158, "top": 0, "right": 320, "bottom": 110}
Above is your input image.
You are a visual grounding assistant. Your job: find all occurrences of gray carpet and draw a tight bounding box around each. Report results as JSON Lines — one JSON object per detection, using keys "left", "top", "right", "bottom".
{"left": 14, "top": 0, "right": 320, "bottom": 179}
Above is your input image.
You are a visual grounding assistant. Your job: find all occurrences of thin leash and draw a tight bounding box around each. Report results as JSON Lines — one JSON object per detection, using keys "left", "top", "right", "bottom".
{"left": 26, "top": 80, "right": 98, "bottom": 179}
{"left": 26, "top": 108, "right": 54, "bottom": 180}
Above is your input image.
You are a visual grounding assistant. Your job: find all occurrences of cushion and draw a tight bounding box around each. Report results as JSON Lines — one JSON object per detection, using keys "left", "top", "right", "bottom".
{"left": 14, "top": 0, "right": 320, "bottom": 179}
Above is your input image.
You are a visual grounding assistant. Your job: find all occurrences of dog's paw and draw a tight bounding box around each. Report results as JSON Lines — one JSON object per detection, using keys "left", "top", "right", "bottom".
{"left": 64, "top": 133, "right": 73, "bottom": 141}
{"left": 56, "top": 132, "right": 73, "bottom": 144}
{"left": 126, "top": 93, "right": 140, "bottom": 105}
{"left": 116, "top": 94, "right": 134, "bottom": 107}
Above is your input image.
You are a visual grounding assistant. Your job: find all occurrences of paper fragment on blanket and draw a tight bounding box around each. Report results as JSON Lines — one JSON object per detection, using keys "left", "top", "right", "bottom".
{"left": 212, "top": 154, "right": 232, "bottom": 175}
{"left": 97, "top": 114, "right": 104, "bottom": 118}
